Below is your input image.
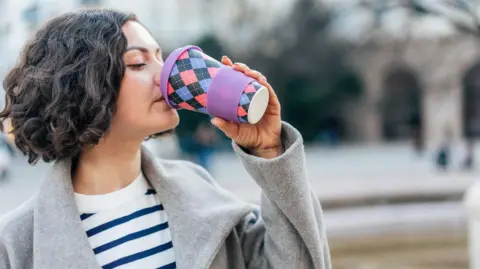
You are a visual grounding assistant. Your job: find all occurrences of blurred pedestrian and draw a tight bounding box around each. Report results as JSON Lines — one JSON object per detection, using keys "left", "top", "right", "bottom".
{"left": 435, "top": 127, "right": 452, "bottom": 171}
{"left": 462, "top": 139, "right": 475, "bottom": 170}
{"left": 192, "top": 122, "right": 218, "bottom": 171}
{"left": 0, "top": 9, "right": 330, "bottom": 269}
{"left": 435, "top": 143, "right": 449, "bottom": 170}
{"left": 410, "top": 114, "right": 424, "bottom": 155}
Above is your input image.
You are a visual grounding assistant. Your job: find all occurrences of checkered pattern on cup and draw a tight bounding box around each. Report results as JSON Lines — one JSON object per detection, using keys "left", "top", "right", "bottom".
{"left": 237, "top": 81, "right": 264, "bottom": 123}
{"left": 166, "top": 48, "right": 263, "bottom": 122}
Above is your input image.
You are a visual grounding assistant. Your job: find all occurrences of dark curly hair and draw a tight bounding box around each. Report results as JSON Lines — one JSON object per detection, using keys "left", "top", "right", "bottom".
{"left": 0, "top": 9, "right": 137, "bottom": 164}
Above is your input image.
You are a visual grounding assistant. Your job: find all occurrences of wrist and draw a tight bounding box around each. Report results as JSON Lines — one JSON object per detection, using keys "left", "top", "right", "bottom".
{"left": 249, "top": 143, "right": 285, "bottom": 159}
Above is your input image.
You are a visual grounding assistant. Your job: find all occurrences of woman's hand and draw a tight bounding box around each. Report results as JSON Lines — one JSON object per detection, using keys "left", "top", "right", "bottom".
{"left": 210, "top": 56, "right": 283, "bottom": 159}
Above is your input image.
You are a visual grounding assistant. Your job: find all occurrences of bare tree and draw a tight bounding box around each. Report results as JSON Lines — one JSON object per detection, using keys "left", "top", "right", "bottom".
{"left": 339, "top": 0, "right": 480, "bottom": 37}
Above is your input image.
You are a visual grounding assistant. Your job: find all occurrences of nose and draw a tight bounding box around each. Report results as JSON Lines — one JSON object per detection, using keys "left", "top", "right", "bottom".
{"left": 154, "top": 65, "right": 162, "bottom": 87}
{"left": 153, "top": 56, "right": 163, "bottom": 86}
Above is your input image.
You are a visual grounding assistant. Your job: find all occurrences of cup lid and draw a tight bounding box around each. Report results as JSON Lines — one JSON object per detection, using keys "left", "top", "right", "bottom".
{"left": 160, "top": 45, "right": 202, "bottom": 109}
{"left": 247, "top": 86, "right": 269, "bottom": 124}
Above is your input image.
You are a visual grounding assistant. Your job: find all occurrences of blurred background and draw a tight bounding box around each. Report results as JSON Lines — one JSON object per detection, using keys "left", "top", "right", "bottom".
{"left": 3, "top": 0, "right": 480, "bottom": 268}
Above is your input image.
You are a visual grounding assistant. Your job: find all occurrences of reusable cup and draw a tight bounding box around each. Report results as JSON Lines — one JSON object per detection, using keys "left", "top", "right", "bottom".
{"left": 160, "top": 45, "right": 269, "bottom": 124}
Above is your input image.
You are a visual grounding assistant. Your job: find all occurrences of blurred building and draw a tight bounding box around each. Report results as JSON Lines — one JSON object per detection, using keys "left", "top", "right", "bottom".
{"left": 0, "top": 0, "right": 296, "bottom": 139}
{"left": 102, "top": 0, "right": 295, "bottom": 54}
{"left": 327, "top": 0, "right": 480, "bottom": 145}
{"left": 0, "top": 0, "right": 295, "bottom": 68}
{"left": 0, "top": 0, "right": 296, "bottom": 97}
{"left": 4, "top": 0, "right": 480, "bottom": 145}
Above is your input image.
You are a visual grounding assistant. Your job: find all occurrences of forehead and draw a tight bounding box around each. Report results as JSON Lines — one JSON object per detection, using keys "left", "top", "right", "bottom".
{"left": 121, "top": 21, "right": 157, "bottom": 48}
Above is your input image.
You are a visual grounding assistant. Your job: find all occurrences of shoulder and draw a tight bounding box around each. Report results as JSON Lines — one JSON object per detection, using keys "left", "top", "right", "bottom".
{"left": 0, "top": 196, "right": 34, "bottom": 235}
{"left": 0, "top": 196, "right": 35, "bottom": 250}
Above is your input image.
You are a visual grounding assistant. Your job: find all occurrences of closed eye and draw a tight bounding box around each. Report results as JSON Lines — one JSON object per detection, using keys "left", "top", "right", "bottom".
{"left": 127, "top": 63, "right": 146, "bottom": 69}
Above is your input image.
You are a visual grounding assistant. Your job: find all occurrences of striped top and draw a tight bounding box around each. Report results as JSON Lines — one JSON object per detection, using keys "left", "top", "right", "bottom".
{"left": 74, "top": 173, "right": 176, "bottom": 269}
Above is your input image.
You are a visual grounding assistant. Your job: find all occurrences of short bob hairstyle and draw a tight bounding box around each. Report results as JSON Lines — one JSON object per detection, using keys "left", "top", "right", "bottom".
{"left": 0, "top": 9, "right": 137, "bottom": 164}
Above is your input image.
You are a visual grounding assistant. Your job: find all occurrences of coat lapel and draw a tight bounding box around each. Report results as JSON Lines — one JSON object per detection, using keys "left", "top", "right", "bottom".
{"left": 33, "top": 159, "right": 101, "bottom": 269}
{"left": 33, "top": 146, "right": 254, "bottom": 269}
{"left": 141, "top": 147, "right": 255, "bottom": 268}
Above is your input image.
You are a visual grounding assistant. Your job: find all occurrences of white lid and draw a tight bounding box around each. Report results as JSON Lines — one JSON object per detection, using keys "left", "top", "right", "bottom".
{"left": 247, "top": 86, "right": 269, "bottom": 124}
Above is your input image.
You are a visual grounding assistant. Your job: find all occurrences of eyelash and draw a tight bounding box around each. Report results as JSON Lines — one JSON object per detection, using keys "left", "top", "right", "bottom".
{"left": 127, "top": 63, "right": 146, "bottom": 70}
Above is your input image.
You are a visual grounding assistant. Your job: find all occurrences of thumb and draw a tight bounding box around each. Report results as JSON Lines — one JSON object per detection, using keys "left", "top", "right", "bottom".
{"left": 211, "top": 117, "right": 238, "bottom": 140}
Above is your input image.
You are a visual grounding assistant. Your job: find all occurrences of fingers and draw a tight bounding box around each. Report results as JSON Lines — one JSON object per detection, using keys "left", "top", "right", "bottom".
{"left": 221, "top": 56, "right": 234, "bottom": 66}
{"left": 220, "top": 57, "right": 278, "bottom": 107}
{"left": 223, "top": 57, "right": 265, "bottom": 81}
{"left": 210, "top": 117, "right": 239, "bottom": 140}
{"left": 258, "top": 79, "right": 279, "bottom": 107}
{"left": 245, "top": 69, "right": 266, "bottom": 82}
{"left": 242, "top": 70, "right": 275, "bottom": 102}
{"left": 233, "top": 62, "right": 250, "bottom": 72}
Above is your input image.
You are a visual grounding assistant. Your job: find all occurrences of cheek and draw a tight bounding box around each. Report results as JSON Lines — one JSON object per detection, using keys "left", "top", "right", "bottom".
{"left": 120, "top": 71, "right": 152, "bottom": 100}
{"left": 116, "top": 72, "right": 153, "bottom": 120}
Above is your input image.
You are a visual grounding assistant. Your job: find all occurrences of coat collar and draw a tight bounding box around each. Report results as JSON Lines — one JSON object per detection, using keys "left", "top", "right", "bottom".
{"left": 33, "top": 146, "right": 254, "bottom": 269}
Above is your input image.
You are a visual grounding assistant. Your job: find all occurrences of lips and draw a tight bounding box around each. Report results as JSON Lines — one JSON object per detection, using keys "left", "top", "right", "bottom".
{"left": 154, "top": 96, "right": 165, "bottom": 102}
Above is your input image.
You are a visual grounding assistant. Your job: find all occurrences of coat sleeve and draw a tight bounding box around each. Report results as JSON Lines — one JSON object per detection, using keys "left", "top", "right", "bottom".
{"left": 231, "top": 121, "right": 331, "bottom": 269}
{"left": 0, "top": 237, "right": 11, "bottom": 269}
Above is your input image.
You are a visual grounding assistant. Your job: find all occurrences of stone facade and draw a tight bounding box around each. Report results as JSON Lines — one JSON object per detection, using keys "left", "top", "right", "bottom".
{"left": 347, "top": 34, "right": 480, "bottom": 144}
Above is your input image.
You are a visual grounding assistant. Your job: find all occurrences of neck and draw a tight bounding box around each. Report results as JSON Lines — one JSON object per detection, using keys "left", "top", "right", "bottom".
{"left": 72, "top": 133, "right": 143, "bottom": 195}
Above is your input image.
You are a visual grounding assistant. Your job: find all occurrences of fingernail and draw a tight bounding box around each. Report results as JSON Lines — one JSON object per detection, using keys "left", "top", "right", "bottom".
{"left": 210, "top": 118, "right": 218, "bottom": 126}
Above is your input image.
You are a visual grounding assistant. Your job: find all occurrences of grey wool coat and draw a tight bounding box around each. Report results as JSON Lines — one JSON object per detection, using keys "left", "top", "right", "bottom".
{"left": 0, "top": 122, "right": 332, "bottom": 269}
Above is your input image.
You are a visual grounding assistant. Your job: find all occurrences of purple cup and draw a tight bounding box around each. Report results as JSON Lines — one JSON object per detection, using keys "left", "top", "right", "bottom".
{"left": 160, "top": 45, "right": 269, "bottom": 124}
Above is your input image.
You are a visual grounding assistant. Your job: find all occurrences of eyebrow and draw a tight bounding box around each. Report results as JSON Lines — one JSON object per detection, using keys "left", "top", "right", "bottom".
{"left": 125, "top": 46, "right": 161, "bottom": 54}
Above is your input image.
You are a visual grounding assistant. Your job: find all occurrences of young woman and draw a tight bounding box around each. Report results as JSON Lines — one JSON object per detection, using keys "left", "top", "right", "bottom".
{"left": 0, "top": 9, "right": 331, "bottom": 269}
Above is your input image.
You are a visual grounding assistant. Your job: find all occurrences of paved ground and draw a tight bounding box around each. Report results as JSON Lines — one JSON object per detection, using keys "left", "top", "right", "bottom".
{"left": 210, "top": 142, "right": 480, "bottom": 205}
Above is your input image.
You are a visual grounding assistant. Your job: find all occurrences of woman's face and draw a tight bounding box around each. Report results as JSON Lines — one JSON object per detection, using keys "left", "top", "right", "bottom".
{"left": 109, "top": 21, "right": 179, "bottom": 140}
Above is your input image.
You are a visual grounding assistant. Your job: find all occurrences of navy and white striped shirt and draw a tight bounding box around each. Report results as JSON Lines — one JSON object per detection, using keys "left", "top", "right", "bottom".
{"left": 75, "top": 173, "right": 176, "bottom": 269}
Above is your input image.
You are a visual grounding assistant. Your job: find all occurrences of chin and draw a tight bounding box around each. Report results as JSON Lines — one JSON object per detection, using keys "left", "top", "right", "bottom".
{"left": 150, "top": 109, "right": 180, "bottom": 134}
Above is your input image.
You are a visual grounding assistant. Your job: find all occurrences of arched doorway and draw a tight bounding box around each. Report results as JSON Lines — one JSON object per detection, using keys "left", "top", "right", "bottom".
{"left": 463, "top": 62, "right": 480, "bottom": 138}
{"left": 381, "top": 66, "right": 423, "bottom": 141}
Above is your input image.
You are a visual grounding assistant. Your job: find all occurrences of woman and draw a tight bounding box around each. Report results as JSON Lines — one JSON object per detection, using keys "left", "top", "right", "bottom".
{"left": 0, "top": 9, "right": 331, "bottom": 269}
